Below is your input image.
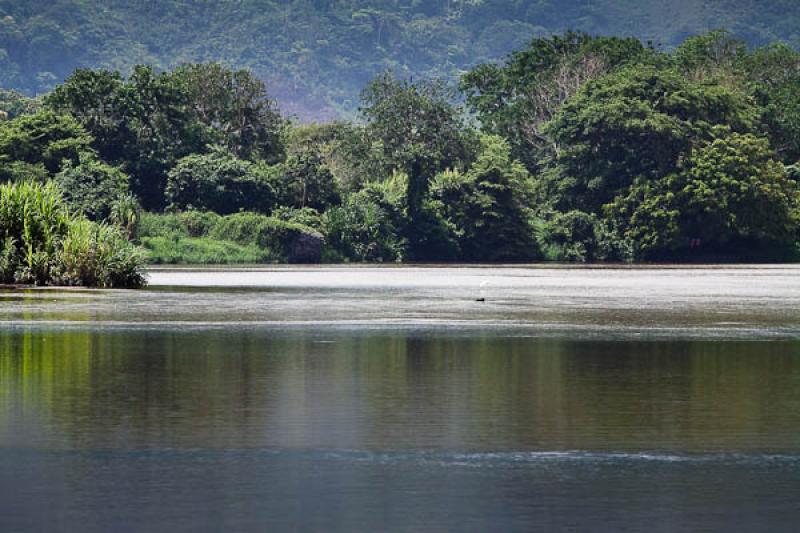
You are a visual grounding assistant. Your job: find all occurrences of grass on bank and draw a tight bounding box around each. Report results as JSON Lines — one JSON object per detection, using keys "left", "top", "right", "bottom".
{"left": 0, "top": 181, "right": 146, "bottom": 287}
{"left": 141, "top": 236, "right": 272, "bottom": 264}
{"left": 137, "top": 211, "right": 320, "bottom": 264}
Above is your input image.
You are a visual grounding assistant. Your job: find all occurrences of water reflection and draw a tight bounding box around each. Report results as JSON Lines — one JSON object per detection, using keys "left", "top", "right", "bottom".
{"left": 3, "top": 328, "right": 799, "bottom": 453}
{"left": 3, "top": 267, "right": 800, "bottom": 531}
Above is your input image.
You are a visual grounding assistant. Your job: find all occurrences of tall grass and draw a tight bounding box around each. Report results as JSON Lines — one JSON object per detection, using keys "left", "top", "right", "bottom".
{"left": 0, "top": 181, "right": 146, "bottom": 287}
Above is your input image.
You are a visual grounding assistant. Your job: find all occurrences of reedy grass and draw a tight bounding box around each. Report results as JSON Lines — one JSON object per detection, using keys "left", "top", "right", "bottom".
{"left": 0, "top": 180, "right": 146, "bottom": 287}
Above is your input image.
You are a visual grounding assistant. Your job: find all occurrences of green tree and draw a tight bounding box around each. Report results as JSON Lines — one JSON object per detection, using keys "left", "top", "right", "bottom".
{"left": 0, "top": 88, "right": 39, "bottom": 119}
{"left": 606, "top": 133, "right": 799, "bottom": 258}
{"left": 48, "top": 66, "right": 210, "bottom": 209}
{"left": 0, "top": 110, "right": 93, "bottom": 174}
{"left": 54, "top": 155, "right": 131, "bottom": 222}
{"left": 744, "top": 43, "right": 800, "bottom": 164}
{"left": 545, "top": 64, "right": 757, "bottom": 212}
{"left": 279, "top": 124, "right": 342, "bottom": 210}
{"left": 164, "top": 148, "right": 278, "bottom": 214}
{"left": 430, "top": 135, "right": 539, "bottom": 260}
{"left": 323, "top": 191, "right": 404, "bottom": 262}
{"left": 462, "top": 31, "right": 649, "bottom": 170}
{"left": 173, "top": 63, "right": 285, "bottom": 162}
{"left": 672, "top": 30, "right": 748, "bottom": 82}
{"left": 45, "top": 69, "right": 132, "bottom": 164}
{"left": 360, "top": 72, "right": 474, "bottom": 258}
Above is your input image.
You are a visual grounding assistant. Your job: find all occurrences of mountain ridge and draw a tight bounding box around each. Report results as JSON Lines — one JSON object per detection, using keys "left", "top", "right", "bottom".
{"left": 1, "top": 0, "right": 799, "bottom": 119}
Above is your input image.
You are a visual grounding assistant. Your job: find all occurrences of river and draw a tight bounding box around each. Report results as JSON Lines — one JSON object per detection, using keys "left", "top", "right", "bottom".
{"left": 2, "top": 266, "right": 799, "bottom": 531}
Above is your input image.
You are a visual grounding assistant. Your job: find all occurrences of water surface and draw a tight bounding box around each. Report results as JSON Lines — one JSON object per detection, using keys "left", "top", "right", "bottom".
{"left": 2, "top": 266, "right": 800, "bottom": 531}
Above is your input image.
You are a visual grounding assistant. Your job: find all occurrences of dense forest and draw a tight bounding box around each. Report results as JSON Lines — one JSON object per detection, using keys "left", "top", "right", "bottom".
{"left": 2, "top": 1, "right": 800, "bottom": 118}
{"left": 2, "top": 29, "right": 800, "bottom": 286}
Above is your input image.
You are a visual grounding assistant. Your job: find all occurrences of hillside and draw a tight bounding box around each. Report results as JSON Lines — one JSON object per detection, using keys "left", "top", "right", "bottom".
{"left": 1, "top": 0, "right": 800, "bottom": 119}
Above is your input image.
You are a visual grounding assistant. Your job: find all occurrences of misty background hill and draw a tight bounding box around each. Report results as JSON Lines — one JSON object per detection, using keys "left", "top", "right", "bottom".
{"left": 1, "top": 0, "right": 799, "bottom": 119}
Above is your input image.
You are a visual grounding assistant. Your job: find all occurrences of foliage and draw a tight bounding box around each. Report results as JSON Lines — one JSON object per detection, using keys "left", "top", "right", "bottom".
{"left": 54, "top": 155, "right": 130, "bottom": 221}
{"left": 208, "top": 212, "right": 319, "bottom": 256}
{"left": 141, "top": 235, "right": 272, "bottom": 265}
{"left": 164, "top": 148, "right": 278, "bottom": 214}
{"left": 109, "top": 193, "right": 142, "bottom": 240}
{"left": 0, "top": 110, "right": 93, "bottom": 174}
{"left": 462, "top": 31, "right": 649, "bottom": 170}
{"left": 360, "top": 73, "right": 476, "bottom": 258}
{"left": 272, "top": 206, "right": 324, "bottom": 230}
{"left": 46, "top": 63, "right": 286, "bottom": 209}
{"left": 0, "top": 161, "right": 49, "bottom": 183}
{"left": 430, "top": 135, "right": 539, "bottom": 261}
{"left": 279, "top": 135, "right": 341, "bottom": 210}
{"left": 0, "top": 180, "right": 145, "bottom": 287}
{"left": 56, "top": 218, "right": 146, "bottom": 288}
{"left": 545, "top": 64, "right": 757, "bottom": 212}
{"left": 361, "top": 72, "right": 473, "bottom": 177}
{"left": 172, "top": 63, "right": 285, "bottom": 162}
{"left": 2, "top": 28, "right": 800, "bottom": 265}
{"left": 606, "top": 133, "right": 799, "bottom": 258}
{"left": 536, "top": 210, "right": 632, "bottom": 262}
{"left": 0, "top": 88, "right": 39, "bottom": 119}
{"left": 138, "top": 211, "right": 320, "bottom": 263}
{"left": 323, "top": 191, "right": 404, "bottom": 262}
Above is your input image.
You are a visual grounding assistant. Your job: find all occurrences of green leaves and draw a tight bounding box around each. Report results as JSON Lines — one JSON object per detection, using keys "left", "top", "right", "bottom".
{"left": 47, "top": 63, "right": 287, "bottom": 210}
{"left": 165, "top": 148, "right": 279, "bottom": 215}
{"left": 0, "top": 110, "right": 92, "bottom": 174}
{"left": 605, "top": 132, "right": 799, "bottom": 258}
{"left": 429, "top": 135, "right": 539, "bottom": 261}
{"left": 54, "top": 154, "right": 130, "bottom": 222}
{"left": 546, "top": 64, "right": 758, "bottom": 211}
{"left": 0, "top": 180, "right": 145, "bottom": 287}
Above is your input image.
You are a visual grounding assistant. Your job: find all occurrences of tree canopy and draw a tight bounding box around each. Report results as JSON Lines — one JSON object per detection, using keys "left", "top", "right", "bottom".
{"left": 2, "top": 31, "right": 800, "bottom": 264}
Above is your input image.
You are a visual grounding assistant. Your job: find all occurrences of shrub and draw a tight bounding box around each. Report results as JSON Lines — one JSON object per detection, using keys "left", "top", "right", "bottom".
{"left": 56, "top": 219, "right": 146, "bottom": 287}
{"left": 136, "top": 211, "right": 322, "bottom": 264}
{"left": 164, "top": 148, "right": 278, "bottom": 214}
{"left": 137, "top": 211, "right": 221, "bottom": 239}
{"left": 141, "top": 236, "right": 273, "bottom": 264}
{"left": 323, "top": 192, "right": 404, "bottom": 262}
{"left": 0, "top": 180, "right": 146, "bottom": 287}
{"left": 0, "top": 110, "right": 93, "bottom": 174}
{"left": 178, "top": 211, "right": 222, "bottom": 237}
{"left": 537, "top": 210, "right": 633, "bottom": 262}
{"left": 209, "top": 212, "right": 320, "bottom": 259}
{"left": 0, "top": 161, "right": 49, "bottom": 183}
{"left": 109, "top": 193, "right": 142, "bottom": 240}
{"left": 272, "top": 206, "right": 324, "bottom": 230}
{"left": 54, "top": 155, "right": 131, "bottom": 221}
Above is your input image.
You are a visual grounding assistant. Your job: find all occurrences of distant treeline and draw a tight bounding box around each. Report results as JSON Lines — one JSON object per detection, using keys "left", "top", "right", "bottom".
{"left": 1, "top": 30, "right": 800, "bottom": 273}
{"left": 3, "top": 0, "right": 800, "bottom": 117}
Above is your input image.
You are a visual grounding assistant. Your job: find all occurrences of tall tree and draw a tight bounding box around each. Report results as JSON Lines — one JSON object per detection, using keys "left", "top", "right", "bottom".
{"left": 461, "top": 32, "right": 649, "bottom": 170}
{"left": 173, "top": 63, "right": 285, "bottom": 163}
{"left": 360, "top": 72, "right": 474, "bottom": 258}
{"left": 545, "top": 64, "right": 757, "bottom": 212}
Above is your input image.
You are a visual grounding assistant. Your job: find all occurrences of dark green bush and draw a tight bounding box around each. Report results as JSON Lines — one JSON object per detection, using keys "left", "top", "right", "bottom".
{"left": 323, "top": 192, "right": 404, "bottom": 262}
{"left": 165, "top": 149, "right": 279, "bottom": 214}
{"left": 54, "top": 155, "right": 131, "bottom": 221}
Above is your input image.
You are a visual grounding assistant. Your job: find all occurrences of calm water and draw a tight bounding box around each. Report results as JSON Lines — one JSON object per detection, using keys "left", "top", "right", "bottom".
{"left": 2, "top": 266, "right": 800, "bottom": 531}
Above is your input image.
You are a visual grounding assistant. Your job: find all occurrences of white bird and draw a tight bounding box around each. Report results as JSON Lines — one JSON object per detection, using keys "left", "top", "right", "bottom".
{"left": 477, "top": 280, "right": 490, "bottom": 301}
